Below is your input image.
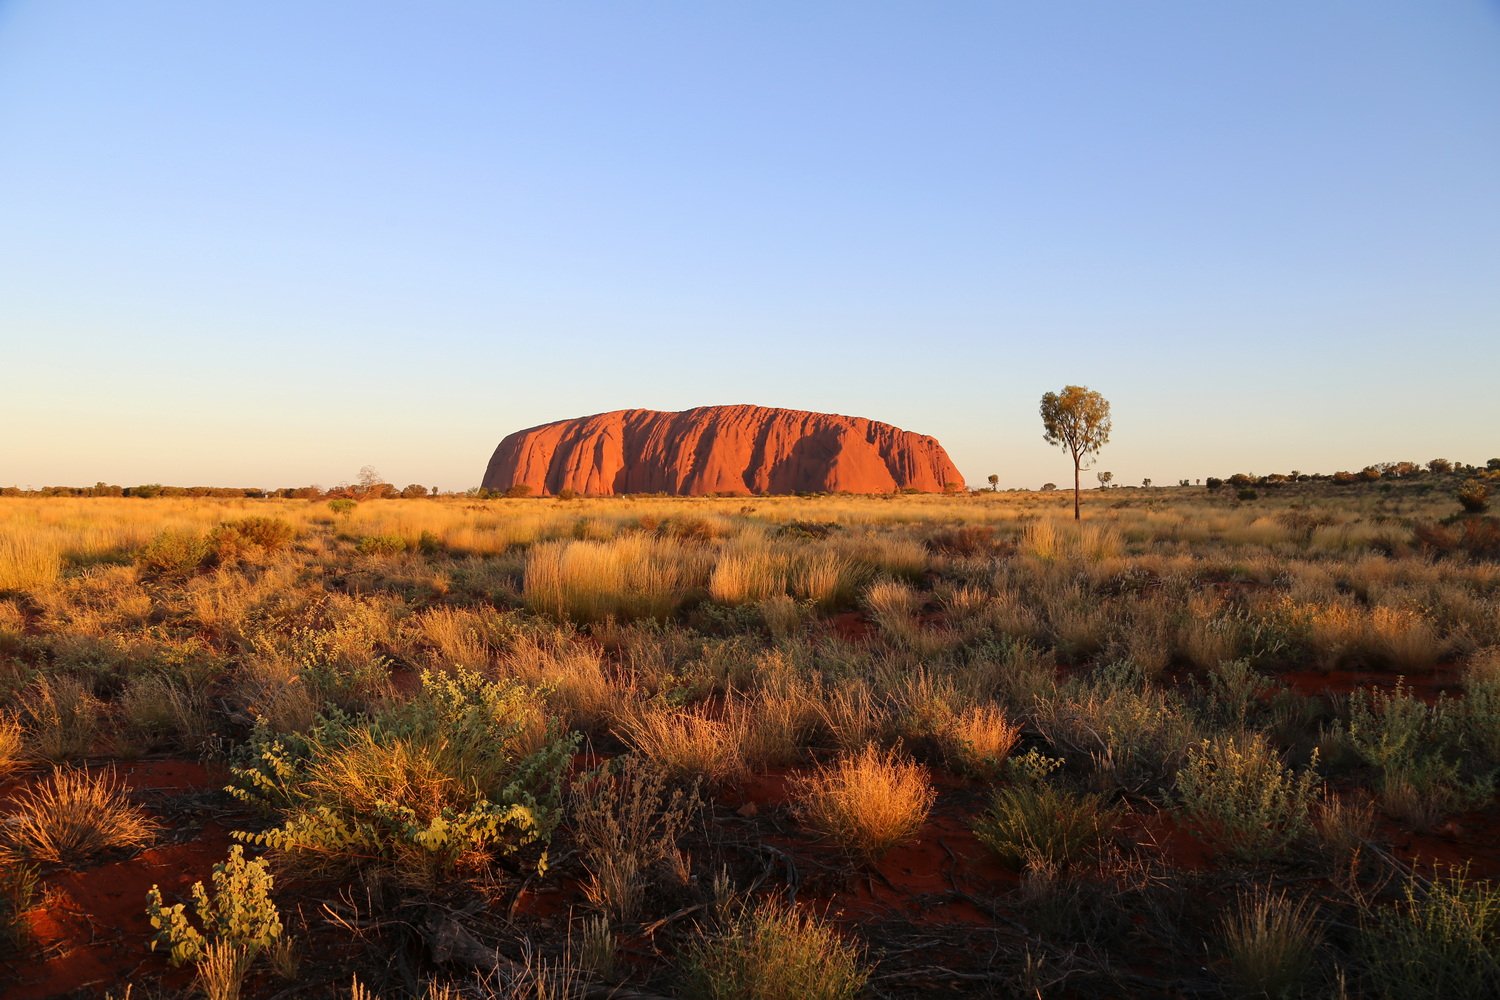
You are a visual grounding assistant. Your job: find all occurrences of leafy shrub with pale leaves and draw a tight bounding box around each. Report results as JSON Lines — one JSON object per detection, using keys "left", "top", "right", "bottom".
{"left": 974, "top": 779, "right": 1120, "bottom": 871}
{"left": 230, "top": 669, "right": 576, "bottom": 884}
{"left": 1341, "top": 681, "right": 1491, "bottom": 825}
{"left": 1360, "top": 865, "right": 1500, "bottom": 1000}
{"left": 1177, "top": 733, "right": 1319, "bottom": 861}
{"left": 146, "top": 845, "right": 282, "bottom": 966}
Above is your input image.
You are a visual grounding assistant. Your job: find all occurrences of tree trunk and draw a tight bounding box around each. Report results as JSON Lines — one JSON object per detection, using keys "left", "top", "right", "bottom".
{"left": 1073, "top": 461, "right": 1081, "bottom": 520}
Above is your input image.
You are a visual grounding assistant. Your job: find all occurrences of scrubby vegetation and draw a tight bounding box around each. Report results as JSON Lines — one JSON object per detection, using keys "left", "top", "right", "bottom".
{"left": 1, "top": 479, "right": 1498, "bottom": 996}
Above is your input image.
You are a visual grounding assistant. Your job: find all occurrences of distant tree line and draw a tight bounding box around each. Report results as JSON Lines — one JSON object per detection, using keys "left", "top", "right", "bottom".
{"left": 0, "top": 466, "right": 451, "bottom": 500}
{"left": 1201, "top": 458, "right": 1499, "bottom": 492}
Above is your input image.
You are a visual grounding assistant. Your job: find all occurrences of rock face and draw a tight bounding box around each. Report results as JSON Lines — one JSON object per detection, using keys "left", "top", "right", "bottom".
{"left": 482, "top": 405, "right": 965, "bottom": 497}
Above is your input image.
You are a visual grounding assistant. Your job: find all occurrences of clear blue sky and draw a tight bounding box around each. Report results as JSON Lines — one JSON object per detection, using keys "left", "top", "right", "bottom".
{"left": 3, "top": 2, "right": 1497, "bottom": 490}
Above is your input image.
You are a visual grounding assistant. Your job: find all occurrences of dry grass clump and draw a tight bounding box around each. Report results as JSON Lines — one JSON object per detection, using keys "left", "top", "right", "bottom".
{"left": 0, "top": 712, "right": 26, "bottom": 778}
{"left": 864, "top": 580, "right": 956, "bottom": 653}
{"left": 0, "top": 528, "right": 62, "bottom": 593}
{"left": 2, "top": 767, "right": 157, "bottom": 863}
{"left": 709, "top": 537, "right": 791, "bottom": 605}
{"left": 682, "top": 897, "right": 869, "bottom": 1000}
{"left": 1314, "top": 792, "right": 1376, "bottom": 859}
{"left": 1219, "top": 887, "right": 1322, "bottom": 999}
{"left": 406, "top": 604, "right": 514, "bottom": 670}
{"left": 817, "top": 678, "right": 886, "bottom": 753}
{"left": 788, "top": 744, "right": 935, "bottom": 863}
{"left": 16, "top": 674, "right": 101, "bottom": 761}
{"left": 1367, "top": 605, "right": 1440, "bottom": 671}
{"left": 119, "top": 674, "right": 212, "bottom": 752}
{"left": 790, "top": 549, "right": 863, "bottom": 608}
{"left": 569, "top": 755, "right": 701, "bottom": 921}
{"left": 614, "top": 701, "right": 751, "bottom": 785}
{"left": 500, "top": 632, "right": 621, "bottom": 734}
{"left": 943, "top": 703, "right": 1021, "bottom": 776}
{"left": 524, "top": 535, "right": 711, "bottom": 622}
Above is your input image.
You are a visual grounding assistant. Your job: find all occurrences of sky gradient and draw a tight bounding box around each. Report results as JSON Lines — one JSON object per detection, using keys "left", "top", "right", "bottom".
{"left": 3, "top": 2, "right": 1498, "bottom": 491}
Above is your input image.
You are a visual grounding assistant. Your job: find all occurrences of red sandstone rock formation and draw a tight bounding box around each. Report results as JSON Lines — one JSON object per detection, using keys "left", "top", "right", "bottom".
{"left": 482, "top": 405, "right": 965, "bottom": 497}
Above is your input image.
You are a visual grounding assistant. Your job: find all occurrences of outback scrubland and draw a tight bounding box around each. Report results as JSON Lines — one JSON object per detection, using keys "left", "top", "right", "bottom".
{"left": 2, "top": 479, "right": 1499, "bottom": 999}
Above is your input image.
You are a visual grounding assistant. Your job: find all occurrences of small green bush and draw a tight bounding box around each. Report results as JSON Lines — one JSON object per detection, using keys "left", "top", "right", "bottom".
{"left": 328, "top": 498, "right": 356, "bottom": 517}
{"left": 137, "top": 530, "right": 209, "bottom": 576}
{"left": 974, "top": 779, "right": 1120, "bottom": 870}
{"left": 146, "top": 845, "right": 282, "bottom": 967}
{"left": 1032, "top": 662, "right": 1198, "bottom": 794}
{"left": 206, "top": 518, "right": 296, "bottom": 564}
{"left": 1360, "top": 866, "right": 1500, "bottom": 1000}
{"left": 1342, "top": 681, "right": 1491, "bottom": 826}
{"left": 1456, "top": 479, "right": 1490, "bottom": 514}
{"left": 1, "top": 860, "right": 38, "bottom": 950}
{"left": 681, "top": 897, "right": 869, "bottom": 1000}
{"left": 355, "top": 534, "right": 409, "bottom": 556}
{"left": 1177, "top": 733, "right": 1318, "bottom": 861}
{"left": 230, "top": 669, "right": 576, "bottom": 884}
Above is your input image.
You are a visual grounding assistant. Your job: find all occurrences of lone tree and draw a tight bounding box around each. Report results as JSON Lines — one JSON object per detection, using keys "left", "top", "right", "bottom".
{"left": 1040, "top": 385, "right": 1112, "bottom": 520}
{"left": 987, "top": 474, "right": 999, "bottom": 491}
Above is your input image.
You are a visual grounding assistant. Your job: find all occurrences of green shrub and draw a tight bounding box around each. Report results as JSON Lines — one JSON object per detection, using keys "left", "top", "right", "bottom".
{"left": 0, "top": 859, "right": 38, "bottom": 950}
{"left": 1177, "top": 733, "right": 1318, "bottom": 861}
{"left": 137, "top": 529, "right": 209, "bottom": 576}
{"left": 146, "top": 845, "right": 282, "bottom": 967}
{"left": 1342, "top": 681, "right": 1491, "bottom": 826}
{"left": 230, "top": 669, "right": 576, "bottom": 884}
{"left": 355, "top": 534, "right": 409, "bottom": 556}
{"left": 681, "top": 897, "right": 869, "bottom": 1000}
{"left": 974, "top": 779, "right": 1120, "bottom": 870}
{"left": 206, "top": 518, "right": 296, "bottom": 564}
{"left": 1360, "top": 866, "right": 1500, "bottom": 1000}
{"left": 1457, "top": 479, "right": 1490, "bottom": 514}
{"left": 327, "top": 498, "right": 356, "bottom": 517}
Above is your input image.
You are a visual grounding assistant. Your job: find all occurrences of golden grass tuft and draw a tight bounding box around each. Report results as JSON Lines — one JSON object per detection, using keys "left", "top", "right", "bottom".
{"left": 0, "top": 528, "right": 62, "bottom": 593}
{"left": 3, "top": 766, "right": 157, "bottom": 864}
{"left": 709, "top": 537, "right": 790, "bottom": 605}
{"left": 1219, "top": 886, "right": 1321, "bottom": 999}
{"left": 944, "top": 703, "right": 1021, "bottom": 775}
{"left": 0, "top": 712, "right": 26, "bottom": 778}
{"left": 614, "top": 701, "right": 751, "bottom": 785}
{"left": 524, "top": 535, "right": 711, "bottom": 622}
{"left": 788, "top": 744, "right": 935, "bottom": 863}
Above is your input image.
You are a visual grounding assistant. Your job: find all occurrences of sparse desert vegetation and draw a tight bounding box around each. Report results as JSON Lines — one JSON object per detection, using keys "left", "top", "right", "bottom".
{"left": 2, "top": 475, "right": 1500, "bottom": 997}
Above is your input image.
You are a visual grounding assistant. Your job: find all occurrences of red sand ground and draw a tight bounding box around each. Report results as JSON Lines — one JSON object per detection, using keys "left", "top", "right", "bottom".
{"left": 6, "top": 650, "right": 1499, "bottom": 997}
{"left": 4, "top": 760, "right": 235, "bottom": 999}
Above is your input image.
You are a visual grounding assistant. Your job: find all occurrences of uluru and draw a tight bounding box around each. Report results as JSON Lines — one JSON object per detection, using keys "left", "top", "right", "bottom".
{"left": 481, "top": 405, "right": 966, "bottom": 497}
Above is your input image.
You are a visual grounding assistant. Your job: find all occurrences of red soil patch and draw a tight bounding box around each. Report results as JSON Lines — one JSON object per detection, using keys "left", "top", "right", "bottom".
{"left": 4, "top": 758, "right": 235, "bottom": 1000}
{"left": 827, "top": 612, "right": 875, "bottom": 644}
{"left": 839, "top": 810, "right": 1017, "bottom": 926}
{"left": 1380, "top": 803, "right": 1500, "bottom": 881}
{"left": 1120, "top": 807, "right": 1213, "bottom": 872}
{"left": 1279, "top": 667, "right": 1462, "bottom": 700}
{"left": 719, "top": 765, "right": 797, "bottom": 815}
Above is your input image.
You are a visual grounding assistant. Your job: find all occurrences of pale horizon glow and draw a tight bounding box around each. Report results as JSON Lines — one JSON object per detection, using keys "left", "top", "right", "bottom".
{"left": 3, "top": 2, "right": 1498, "bottom": 492}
